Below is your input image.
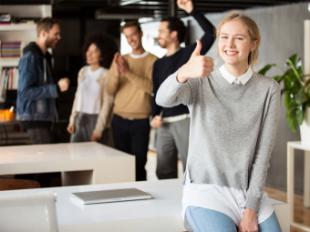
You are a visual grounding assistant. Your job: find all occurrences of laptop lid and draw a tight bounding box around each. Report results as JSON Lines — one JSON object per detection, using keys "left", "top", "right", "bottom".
{"left": 71, "top": 188, "right": 152, "bottom": 205}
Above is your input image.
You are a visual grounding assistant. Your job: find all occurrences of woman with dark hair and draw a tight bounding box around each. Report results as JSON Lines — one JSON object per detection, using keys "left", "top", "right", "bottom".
{"left": 67, "top": 34, "right": 117, "bottom": 144}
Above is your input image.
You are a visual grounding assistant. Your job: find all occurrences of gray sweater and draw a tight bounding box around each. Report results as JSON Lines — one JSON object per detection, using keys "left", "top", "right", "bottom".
{"left": 156, "top": 69, "right": 280, "bottom": 211}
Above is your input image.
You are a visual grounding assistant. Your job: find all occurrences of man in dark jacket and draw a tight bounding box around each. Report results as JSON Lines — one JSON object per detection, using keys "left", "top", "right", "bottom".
{"left": 151, "top": 0, "right": 215, "bottom": 179}
{"left": 17, "top": 17, "right": 69, "bottom": 144}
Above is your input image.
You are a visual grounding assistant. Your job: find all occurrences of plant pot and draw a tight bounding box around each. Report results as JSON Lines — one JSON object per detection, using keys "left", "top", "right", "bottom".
{"left": 300, "top": 107, "right": 310, "bottom": 145}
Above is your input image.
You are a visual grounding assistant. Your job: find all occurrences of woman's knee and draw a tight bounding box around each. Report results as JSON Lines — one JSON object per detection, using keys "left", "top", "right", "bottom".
{"left": 185, "top": 206, "right": 237, "bottom": 232}
{"left": 259, "top": 212, "right": 282, "bottom": 232}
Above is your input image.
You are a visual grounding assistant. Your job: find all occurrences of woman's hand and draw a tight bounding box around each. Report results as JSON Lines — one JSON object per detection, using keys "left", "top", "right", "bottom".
{"left": 177, "top": 40, "right": 214, "bottom": 83}
{"left": 238, "top": 208, "right": 259, "bottom": 232}
{"left": 91, "top": 132, "right": 102, "bottom": 141}
{"left": 67, "top": 124, "right": 74, "bottom": 134}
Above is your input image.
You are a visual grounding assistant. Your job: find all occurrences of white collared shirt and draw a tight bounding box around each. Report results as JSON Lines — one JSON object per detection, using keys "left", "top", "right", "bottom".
{"left": 219, "top": 65, "right": 253, "bottom": 85}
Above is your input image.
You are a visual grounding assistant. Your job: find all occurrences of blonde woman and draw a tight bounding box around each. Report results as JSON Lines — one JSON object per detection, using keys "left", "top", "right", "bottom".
{"left": 156, "top": 13, "right": 281, "bottom": 232}
{"left": 67, "top": 34, "right": 117, "bottom": 144}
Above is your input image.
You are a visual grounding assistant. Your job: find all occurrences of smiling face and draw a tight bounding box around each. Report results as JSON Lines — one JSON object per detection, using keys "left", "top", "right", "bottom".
{"left": 158, "top": 21, "right": 174, "bottom": 48}
{"left": 122, "top": 26, "right": 143, "bottom": 52}
{"left": 44, "top": 24, "right": 61, "bottom": 49}
{"left": 218, "top": 19, "right": 257, "bottom": 70}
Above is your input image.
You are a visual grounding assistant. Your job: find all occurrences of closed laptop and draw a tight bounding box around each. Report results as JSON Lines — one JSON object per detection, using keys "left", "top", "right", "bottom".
{"left": 71, "top": 188, "right": 152, "bottom": 205}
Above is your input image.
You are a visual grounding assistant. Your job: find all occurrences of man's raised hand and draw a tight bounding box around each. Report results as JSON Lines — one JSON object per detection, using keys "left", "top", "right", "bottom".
{"left": 177, "top": 0, "right": 194, "bottom": 14}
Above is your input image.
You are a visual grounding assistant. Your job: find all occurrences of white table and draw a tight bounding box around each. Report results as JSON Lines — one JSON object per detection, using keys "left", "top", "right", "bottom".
{"left": 58, "top": 179, "right": 185, "bottom": 232}
{"left": 0, "top": 142, "right": 135, "bottom": 185}
{"left": 287, "top": 141, "right": 310, "bottom": 232}
{"left": 0, "top": 179, "right": 289, "bottom": 232}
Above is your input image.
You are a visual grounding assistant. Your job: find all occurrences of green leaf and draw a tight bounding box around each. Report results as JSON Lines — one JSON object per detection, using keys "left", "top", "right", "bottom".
{"left": 286, "top": 106, "right": 303, "bottom": 132}
{"left": 264, "top": 53, "right": 310, "bottom": 132}
{"left": 283, "top": 70, "right": 302, "bottom": 92}
{"left": 274, "top": 75, "right": 284, "bottom": 82}
{"left": 295, "top": 88, "right": 307, "bottom": 104}
{"left": 287, "top": 54, "right": 298, "bottom": 67}
{"left": 283, "top": 92, "right": 293, "bottom": 108}
{"left": 286, "top": 113, "right": 299, "bottom": 132}
{"left": 306, "top": 85, "right": 310, "bottom": 100}
{"left": 295, "top": 106, "right": 304, "bottom": 125}
{"left": 287, "top": 54, "right": 304, "bottom": 84}
{"left": 258, "top": 64, "right": 275, "bottom": 75}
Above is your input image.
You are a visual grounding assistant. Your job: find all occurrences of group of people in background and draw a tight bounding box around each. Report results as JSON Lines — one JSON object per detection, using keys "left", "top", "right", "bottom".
{"left": 17, "top": 0, "right": 211, "bottom": 182}
{"left": 16, "top": 0, "right": 282, "bottom": 231}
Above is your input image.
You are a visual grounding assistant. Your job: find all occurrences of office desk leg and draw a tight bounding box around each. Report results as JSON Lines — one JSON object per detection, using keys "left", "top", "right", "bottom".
{"left": 287, "top": 144, "right": 294, "bottom": 225}
{"left": 288, "top": 144, "right": 310, "bottom": 232}
{"left": 304, "top": 151, "right": 310, "bottom": 207}
{"left": 92, "top": 163, "right": 135, "bottom": 184}
{"left": 61, "top": 170, "right": 93, "bottom": 186}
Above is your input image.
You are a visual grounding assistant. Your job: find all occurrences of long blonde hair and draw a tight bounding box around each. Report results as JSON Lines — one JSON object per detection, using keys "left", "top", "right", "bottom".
{"left": 217, "top": 12, "right": 261, "bottom": 65}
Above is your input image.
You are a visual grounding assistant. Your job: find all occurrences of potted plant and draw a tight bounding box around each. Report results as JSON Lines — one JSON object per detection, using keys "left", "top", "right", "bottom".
{"left": 259, "top": 54, "right": 310, "bottom": 144}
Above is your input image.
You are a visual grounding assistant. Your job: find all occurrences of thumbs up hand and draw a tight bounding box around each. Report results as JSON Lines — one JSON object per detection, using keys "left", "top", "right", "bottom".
{"left": 177, "top": 40, "right": 214, "bottom": 83}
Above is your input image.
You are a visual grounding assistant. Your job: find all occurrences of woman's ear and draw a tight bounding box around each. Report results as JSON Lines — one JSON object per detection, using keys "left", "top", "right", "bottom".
{"left": 251, "top": 40, "right": 258, "bottom": 52}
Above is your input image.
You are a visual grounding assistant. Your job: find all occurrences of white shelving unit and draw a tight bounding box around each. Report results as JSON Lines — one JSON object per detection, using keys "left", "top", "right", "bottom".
{"left": 287, "top": 141, "right": 310, "bottom": 232}
{"left": 0, "top": 5, "right": 51, "bottom": 55}
{"left": 0, "top": 58, "right": 19, "bottom": 68}
{"left": 0, "top": 22, "right": 37, "bottom": 69}
{"left": 0, "top": 22, "right": 37, "bottom": 58}
{"left": 0, "top": 23, "right": 36, "bottom": 31}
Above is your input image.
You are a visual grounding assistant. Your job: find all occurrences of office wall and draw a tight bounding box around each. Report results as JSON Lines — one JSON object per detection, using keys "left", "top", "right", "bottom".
{"left": 187, "top": 2, "right": 310, "bottom": 192}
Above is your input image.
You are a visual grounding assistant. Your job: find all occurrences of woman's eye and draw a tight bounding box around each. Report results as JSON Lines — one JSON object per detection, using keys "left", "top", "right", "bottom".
{"left": 220, "top": 36, "right": 228, "bottom": 39}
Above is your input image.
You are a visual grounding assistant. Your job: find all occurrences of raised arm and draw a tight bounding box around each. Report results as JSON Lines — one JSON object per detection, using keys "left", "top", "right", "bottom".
{"left": 190, "top": 11, "right": 215, "bottom": 54}
{"left": 156, "top": 41, "right": 213, "bottom": 107}
{"left": 178, "top": 0, "right": 215, "bottom": 55}
{"left": 106, "top": 53, "right": 121, "bottom": 96}
{"left": 155, "top": 72, "right": 192, "bottom": 108}
{"left": 92, "top": 75, "right": 114, "bottom": 141}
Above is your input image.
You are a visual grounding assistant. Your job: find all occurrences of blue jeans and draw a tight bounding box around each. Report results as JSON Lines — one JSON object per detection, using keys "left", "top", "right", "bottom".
{"left": 185, "top": 206, "right": 281, "bottom": 232}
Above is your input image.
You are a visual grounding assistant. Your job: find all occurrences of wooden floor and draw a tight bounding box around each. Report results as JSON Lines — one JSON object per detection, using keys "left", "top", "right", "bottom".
{"left": 265, "top": 187, "right": 310, "bottom": 232}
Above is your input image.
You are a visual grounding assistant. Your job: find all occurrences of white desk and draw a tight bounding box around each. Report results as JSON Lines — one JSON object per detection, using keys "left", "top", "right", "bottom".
{"left": 287, "top": 141, "right": 310, "bottom": 232}
{"left": 0, "top": 179, "right": 289, "bottom": 232}
{"left": 0, "top": 142, "right": 135, "bottom": 185}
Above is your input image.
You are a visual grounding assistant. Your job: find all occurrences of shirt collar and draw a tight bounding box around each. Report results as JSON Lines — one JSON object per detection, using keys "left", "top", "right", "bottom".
{"left": 219, "top": 65, "right": 253, "bottom": 85}
{"left": 129, "top": 52, "right": 149, "bottom": 59}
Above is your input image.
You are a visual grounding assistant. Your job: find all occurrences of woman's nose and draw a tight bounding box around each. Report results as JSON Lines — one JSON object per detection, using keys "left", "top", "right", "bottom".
{"left": 227, "top": 38, "right": 235, "bottom": 48}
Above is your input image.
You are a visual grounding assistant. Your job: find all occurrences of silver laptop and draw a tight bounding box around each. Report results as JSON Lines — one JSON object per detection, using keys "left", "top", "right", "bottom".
{"left": 71, "top": 188, "right": 152, "bottom": 205}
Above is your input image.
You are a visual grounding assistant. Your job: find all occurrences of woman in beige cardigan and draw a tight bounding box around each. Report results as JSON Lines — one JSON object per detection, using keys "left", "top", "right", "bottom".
{"left": 67, "top": 34, "right": 117, "bottom": 144}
